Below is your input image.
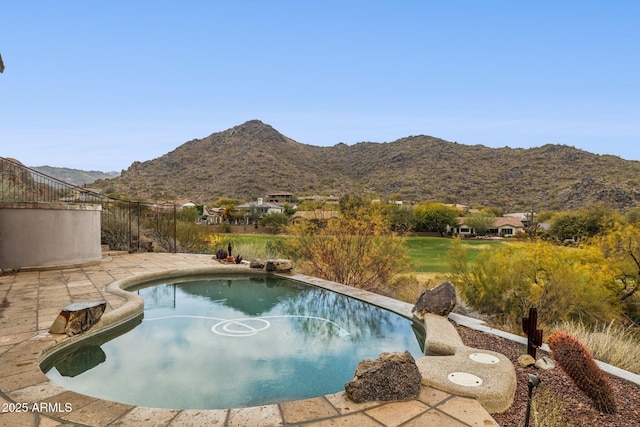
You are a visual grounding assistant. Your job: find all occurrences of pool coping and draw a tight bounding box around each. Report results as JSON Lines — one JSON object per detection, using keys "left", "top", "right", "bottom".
{"left": 1, "top": 253, "right": 503, "bottom": 426}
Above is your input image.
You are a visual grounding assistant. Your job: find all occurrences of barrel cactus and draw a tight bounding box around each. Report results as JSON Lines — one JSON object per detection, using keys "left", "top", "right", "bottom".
{"left": 547, "top": 331, "right": 616, "bottom": 414}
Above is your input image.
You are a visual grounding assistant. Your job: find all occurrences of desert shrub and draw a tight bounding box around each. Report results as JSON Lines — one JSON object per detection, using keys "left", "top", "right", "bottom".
{"left": 101, "top": 214, "right": 133, "bottom": 250}
{"left": 449, "top": 241, "right": 622, "bottom": 332}
{"left": 286, "top": 204, "right": 409, "bottom": 292}
{"left": 547, "top": 331, "right": 617, "bottom": 414}
{"left": 231, "top": 242, "right": 271, "bottom": 261}
{"left": 175, "top": 221, "right": 210, "bottom": 253}
{"left": 383, "top": 274, "right": 429, "bottom": 303}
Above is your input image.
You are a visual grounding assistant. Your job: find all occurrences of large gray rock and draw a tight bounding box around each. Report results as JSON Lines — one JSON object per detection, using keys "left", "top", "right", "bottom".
{"left": 265, "top": 259, "right": 293, "bottom": 272}
{"left": 49, "top": 301, "right": 107, "bottom": 336}
{"left": 345, "top": 351, "right": 422, "bottom": 403}
{"left": 412, "top": 281, "right": 457, "bottom": 319}
{"left": 249, "top": 259, "right": 266, "bottom": 269}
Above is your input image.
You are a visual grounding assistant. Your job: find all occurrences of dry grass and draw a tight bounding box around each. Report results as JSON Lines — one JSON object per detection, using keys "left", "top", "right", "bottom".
{"left": 230, "top": 242, "right": 273, "bottom": 261}
{"left": 531, "top": 387, "right": 568, "bottom": 427}
{"left": 551, "top": 320, "right": 640, "bottom": 374}
{"left": 385, "top": 273, "right": 449, "bottom": 304}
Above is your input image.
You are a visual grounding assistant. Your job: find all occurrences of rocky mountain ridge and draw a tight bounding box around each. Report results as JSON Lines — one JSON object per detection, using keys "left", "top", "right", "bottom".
{"left": 83, "top": 120, "right": 640, "bottom": 210}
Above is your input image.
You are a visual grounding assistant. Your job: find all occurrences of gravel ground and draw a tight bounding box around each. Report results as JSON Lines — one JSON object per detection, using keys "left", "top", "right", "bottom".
{"left": 455, "top": 325, "right": 640, "bottom": 427}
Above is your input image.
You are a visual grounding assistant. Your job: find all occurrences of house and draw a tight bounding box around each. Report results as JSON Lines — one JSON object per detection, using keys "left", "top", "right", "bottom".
{"left": 234, "top": 198, "right": 285, "bottom": 223}
{"left": 450, "top": 216, "right": 525, "bottom": 237}
{"left": 291, "top": 210, "right": 339, "bottom": 228}
{"left": 174, "top": 199, "right": 198, "bottom": 209}
{"left": 267, "top": 192, "right": 294, "bottom": 204}
{"left": 202, "top": 206, "right": 224, "bottom": 224}
{"left": 504, "top": 212, "right": 536, "bottom": 228}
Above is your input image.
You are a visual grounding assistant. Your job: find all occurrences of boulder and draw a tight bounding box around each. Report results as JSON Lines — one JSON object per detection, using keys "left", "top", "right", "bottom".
{"left": 49, "top": 301, "right": 107, "bottom": 336}
{"left": 345, "top": 351, "right": 422, "bottom": 403}
{"left": 412, "top": 281, "right": 457, "bottom": 319}
{"left": 517, "top": 354, "right": 536, "bottom": 367}
{"left": 249, "top": 259, "right": 266, "bottom": 269}
{"left": 534, "top": 356, "right": 556, "bottom": 371}
{"left": 265, "top": 259, "right": 293, "bottom": 272}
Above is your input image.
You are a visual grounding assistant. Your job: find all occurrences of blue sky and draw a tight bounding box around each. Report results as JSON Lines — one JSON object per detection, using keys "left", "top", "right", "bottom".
{"left": 2, "top": 1, "right": 639, "bottom": 171}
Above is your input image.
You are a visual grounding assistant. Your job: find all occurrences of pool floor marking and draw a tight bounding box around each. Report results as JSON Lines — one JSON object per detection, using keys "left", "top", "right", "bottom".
{"left": 144, "top": 315, "right": 352, "bottom": 338}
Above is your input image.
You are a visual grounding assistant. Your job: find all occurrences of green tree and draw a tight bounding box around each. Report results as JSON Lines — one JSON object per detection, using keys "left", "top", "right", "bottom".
{"left": 464, "top": 209, "right": 496, "bottom": 236}
{"left": 389, "top": 204, "right": 416, "bottom": 233}
{"left": 338, "top": 194, "right": 367, "bottom": 218}
{"left": 414, "top": 202, "right": 460, "bottom": 235}
{"left": 282, "top": 203, "right": 297, "bottom": 217}
{"left": 260, "top": 212, "right": 290, "bottom": 234}
{"left": 595, "top": 224, "right": 640, "bottom": 301}
{"left": 549, "top": 203, "right": 620, "bottom": 242}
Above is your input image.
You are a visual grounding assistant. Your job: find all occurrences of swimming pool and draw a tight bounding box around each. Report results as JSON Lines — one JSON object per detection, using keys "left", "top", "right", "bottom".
{"left": 43, "top": 275, "right": 424, "bottom": 409}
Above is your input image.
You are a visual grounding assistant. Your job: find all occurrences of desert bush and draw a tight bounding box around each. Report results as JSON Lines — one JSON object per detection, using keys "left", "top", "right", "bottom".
{"left": 286, "top": 203, "right": 409, "bottom": 292}
{"left": 101, "top": 214, "right": 133, "bottom": 250}
{"left": 449, "top": 241, "right": 622, "bottom": 332}
{"left": 547, "top": 331, "right": 617, "bottom": 414}
{"left": 230, "top": 242, "right": 271, "bottom": 261}
{"left": 383, "top": 274, "right": 429, "bottom": 303}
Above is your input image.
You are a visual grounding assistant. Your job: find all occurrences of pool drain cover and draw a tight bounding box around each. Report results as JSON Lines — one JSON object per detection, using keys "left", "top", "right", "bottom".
{"left": 469, "top": 352, "right": 500, "bottom": 364}
{"left": 447, "top": 372, "right": 483, "bottom": 387}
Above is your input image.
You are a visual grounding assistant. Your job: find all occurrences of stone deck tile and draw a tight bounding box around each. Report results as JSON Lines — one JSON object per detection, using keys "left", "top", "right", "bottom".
{"left": 7, "top": 380, "right": 68, "bottom": 402}
{"left": 280, "top": 396, "right": 339, "bottom": 424}
{"left": 168, "top": 408, "right": 229, "bottom": 426}
{"left": 364, "top": 400, "right": 431, "bottom": 427}
{"left": 400, "top": 408, "right": 468, "bottom": 427}
{"left": 417, "top": 385, "right": 454, "bottom": 407}
{"left": 435, "top": 396, "right": 500, "bottom": 427}
{"left": 36, "top": 415, "right": 78, "bottom": 427}
{"left": 42, "top": 390, "right": 101, "bottom": 412}
{"left": 60, "top": 399, "right": 135, "bottom": 427}
{"left": 323, "top": 391, "right": 382, "bottom": 415}
{"left": 1, "top": 309, "right": 38, "bottom": 322}
{"left": 0, "top": 331, "right": 34, "bottom": 346}
{"left": 298, "top": 412, "right": 384, "bottom": 427}
{"left": 226, "top": 404, "right": 283, "bottom": 427}
{"left": 108, "top": 406, "right": 181, "bottom": 426}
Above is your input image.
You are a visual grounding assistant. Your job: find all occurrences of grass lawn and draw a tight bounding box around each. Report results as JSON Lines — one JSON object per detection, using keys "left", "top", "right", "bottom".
{"left": 217, "top": 233, "right": 507, "bottom": 275}
{"left": 405, "top": 236, "right": 508, "bottom": 273}
{"left": 221, "top": 234, "right": 284, "bottom": 247}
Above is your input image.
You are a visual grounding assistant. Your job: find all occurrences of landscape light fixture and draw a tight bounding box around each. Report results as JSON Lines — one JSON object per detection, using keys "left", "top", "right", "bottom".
{"left": 524, "top": 373, "right": 541, "bottom": 427}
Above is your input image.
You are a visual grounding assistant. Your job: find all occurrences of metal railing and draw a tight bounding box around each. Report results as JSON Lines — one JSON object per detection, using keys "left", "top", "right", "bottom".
{"left": 1, "top": 156, "right": 178, "bottom": 253}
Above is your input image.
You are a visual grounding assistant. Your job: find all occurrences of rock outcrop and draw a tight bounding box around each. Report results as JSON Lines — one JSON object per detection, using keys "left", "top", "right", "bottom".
{"left": 265, "top": 259, "right": 293, "bottom": 272}
{"left": 345, "top": 351, "right": 422, "bottom": 403}
{"left": 412, "top": 281, "right": 457, "bottom": 318}
{"left": 49, "top": 301, "right": 107, "bottom": 336}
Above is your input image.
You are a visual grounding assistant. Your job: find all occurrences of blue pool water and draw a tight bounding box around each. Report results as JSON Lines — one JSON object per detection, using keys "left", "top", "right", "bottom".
{"left": 43, "top": 275, "right": 424, "bottom": 409}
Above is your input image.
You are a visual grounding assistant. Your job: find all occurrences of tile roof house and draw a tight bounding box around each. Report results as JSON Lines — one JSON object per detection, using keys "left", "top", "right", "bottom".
{"left": 234, "top": 198, "right": 284, "bottom": 219}
{"left": 450, "top": 216, "right": 525, "bottom": 237}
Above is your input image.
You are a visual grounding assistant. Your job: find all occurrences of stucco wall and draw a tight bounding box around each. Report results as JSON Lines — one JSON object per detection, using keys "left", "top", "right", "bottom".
{"left": 0, "top": 202, "right": 102, "bottom": 270}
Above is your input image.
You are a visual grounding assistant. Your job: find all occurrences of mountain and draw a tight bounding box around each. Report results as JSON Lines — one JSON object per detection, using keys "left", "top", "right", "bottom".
{"left": 30, "top": 166, "right": 120, "bottom": 187}
{"left": 91, "top": 120, "right": 640, "bottom": 211}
